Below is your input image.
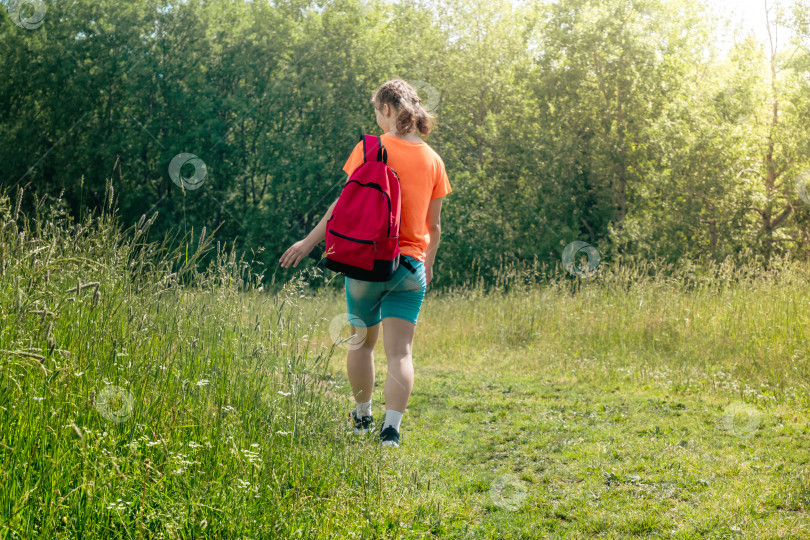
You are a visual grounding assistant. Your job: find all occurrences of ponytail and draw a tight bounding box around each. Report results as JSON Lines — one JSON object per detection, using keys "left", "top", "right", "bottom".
{"left": 372, "top": 79, "right": 435, "bottom": 137}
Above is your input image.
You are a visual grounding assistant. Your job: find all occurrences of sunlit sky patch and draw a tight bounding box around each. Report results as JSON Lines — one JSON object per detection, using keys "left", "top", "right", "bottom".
{"left": 708, "top": 0, "right": 795, "bottom": 52}
{"left": 501, "top": 0, "right": 799, "bottom": 55}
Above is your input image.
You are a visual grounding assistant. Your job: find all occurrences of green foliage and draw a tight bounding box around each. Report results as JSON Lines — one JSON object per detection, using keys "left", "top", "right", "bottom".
{"left": 2, "top": 0, "right": 810, "bottom": 289}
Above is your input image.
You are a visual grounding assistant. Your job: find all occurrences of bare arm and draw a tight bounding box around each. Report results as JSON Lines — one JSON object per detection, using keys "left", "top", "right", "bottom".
{"left": 279, "top": 196, "right": 339, "bottom": 269}
{"left": 305, "top": 197, "right": 339, "bottom": 248}
{"left": 424, "top": 197, "right": 443, "bottom": 283}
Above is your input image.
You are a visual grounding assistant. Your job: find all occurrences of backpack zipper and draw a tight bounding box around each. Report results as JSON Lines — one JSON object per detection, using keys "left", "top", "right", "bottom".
{"left": 329, "top": 229, "right": 378, "bottom": 252}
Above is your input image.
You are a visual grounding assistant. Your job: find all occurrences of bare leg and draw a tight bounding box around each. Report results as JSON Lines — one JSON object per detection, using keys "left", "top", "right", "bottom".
{"left": 346, "top": 322, "right": 380, "bottom": 403}
{"left": 381, "top": 316, "right": 416, "bottom": 412}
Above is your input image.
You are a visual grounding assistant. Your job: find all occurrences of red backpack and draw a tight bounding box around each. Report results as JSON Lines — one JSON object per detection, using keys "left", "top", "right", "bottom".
{"left": 323, "top": 134, "right": 402, "bottom": 281}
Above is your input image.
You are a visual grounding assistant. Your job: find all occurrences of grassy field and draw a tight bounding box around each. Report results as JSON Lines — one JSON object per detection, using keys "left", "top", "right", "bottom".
{"left": 1, "top": 185, "right": 809, "bottom": 539}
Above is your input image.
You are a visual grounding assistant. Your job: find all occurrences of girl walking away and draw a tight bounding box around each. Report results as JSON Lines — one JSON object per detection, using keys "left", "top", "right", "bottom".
{"left": 279, "top": 79, "right": 451, "bottom": 448}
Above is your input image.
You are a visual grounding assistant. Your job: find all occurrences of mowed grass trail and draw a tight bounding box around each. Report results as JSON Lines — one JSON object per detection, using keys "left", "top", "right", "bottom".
{"left": 2, "top": 186, "right": 809, "bottom": 539}
{"left": 318, "top": 258, "right": 810, "bottom": 539}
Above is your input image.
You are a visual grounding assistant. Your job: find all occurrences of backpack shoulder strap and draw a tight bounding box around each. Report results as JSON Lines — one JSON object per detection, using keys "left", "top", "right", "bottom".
{"left": 362, "top": 134, "right": 387, "bottom": 164}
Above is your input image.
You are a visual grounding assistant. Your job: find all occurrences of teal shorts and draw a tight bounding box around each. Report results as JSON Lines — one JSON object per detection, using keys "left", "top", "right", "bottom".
{"left": 344, "top": 255, "right": 427, "bottom": 327}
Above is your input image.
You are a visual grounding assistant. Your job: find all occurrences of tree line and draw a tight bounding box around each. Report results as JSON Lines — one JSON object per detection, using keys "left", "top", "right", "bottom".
{"left": 3, "top": 0, "right": 810, "bottom": 288}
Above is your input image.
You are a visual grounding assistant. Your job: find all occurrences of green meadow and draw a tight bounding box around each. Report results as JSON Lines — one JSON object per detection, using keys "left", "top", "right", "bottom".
{"left": 2, "top": 188, "right": 809, "bottom": 539}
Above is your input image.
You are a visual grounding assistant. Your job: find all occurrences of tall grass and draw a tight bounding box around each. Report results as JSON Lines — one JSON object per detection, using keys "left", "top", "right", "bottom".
{"left": 0, "top": 183, "right": 441, "bottom": 539}
{"left": 3, "top": 181, "right": 809, "bottom": 538}
{"left": 418, "top": 249, "right": 810, "bottom": 409}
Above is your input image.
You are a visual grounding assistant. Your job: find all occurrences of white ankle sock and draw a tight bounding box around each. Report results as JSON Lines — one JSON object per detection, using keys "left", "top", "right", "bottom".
{"left": 356, "top": 400, "right": 372, "bottom": 418}
{"left": 383, "top": 409, "right": 403, "bottom": 432}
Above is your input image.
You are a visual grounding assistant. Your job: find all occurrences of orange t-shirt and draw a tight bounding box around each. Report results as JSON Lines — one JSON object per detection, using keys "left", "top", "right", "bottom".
{"left": 342, "top": 134, "right": 451, "bottom": 263}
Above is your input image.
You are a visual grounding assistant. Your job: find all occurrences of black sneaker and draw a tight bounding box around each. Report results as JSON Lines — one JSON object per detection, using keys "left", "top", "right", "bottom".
{"left": 379, "top": 425, "right": 400, "bottom": 448}
{"left": 347, "top": 409, "right": 374, "bottom": 435}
